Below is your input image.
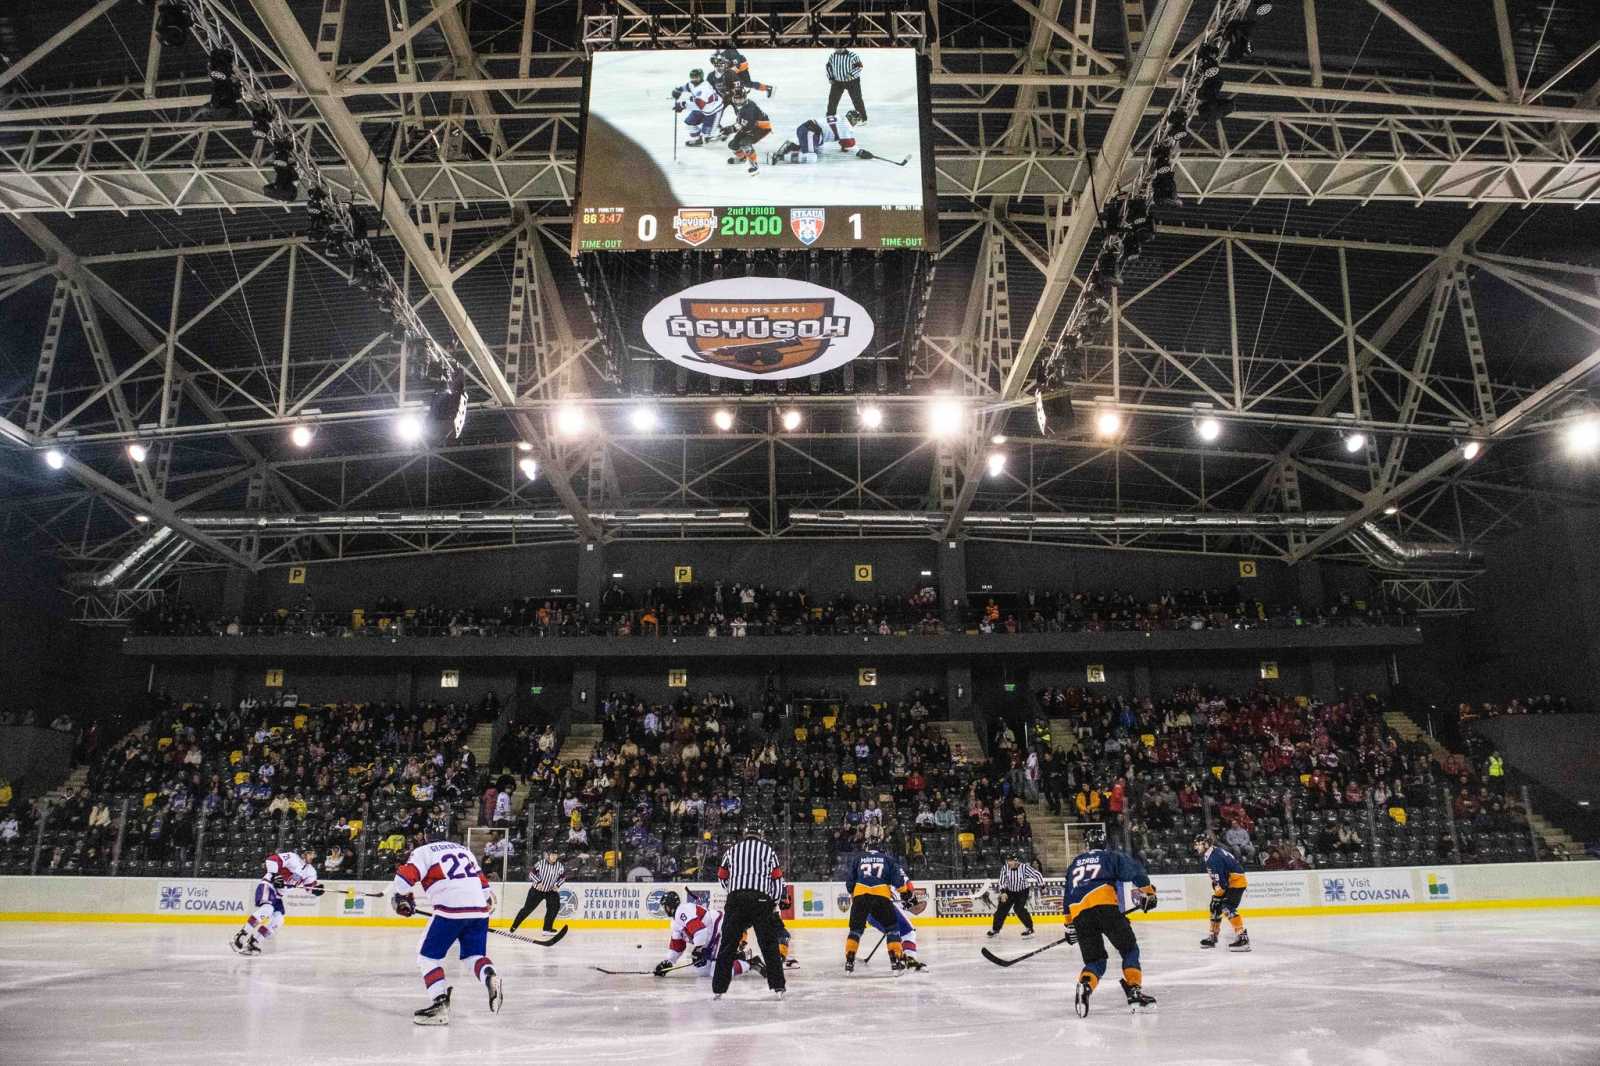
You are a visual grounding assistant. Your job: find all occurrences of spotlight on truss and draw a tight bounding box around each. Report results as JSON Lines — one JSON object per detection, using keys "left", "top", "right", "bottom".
{"left": 262, "top": 139, "right": 299, "bottom": 202}
{"left": 1034, "top": 388, "right": 1075, "bottom": 438}
{"left": 155, "top": 1, "right": 193, "bottom": 48}
{"left": 196, "top": 48, "right": 246, "bottom": 121}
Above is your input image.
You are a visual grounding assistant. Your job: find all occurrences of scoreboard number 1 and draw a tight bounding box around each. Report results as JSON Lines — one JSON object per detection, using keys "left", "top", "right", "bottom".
{"left": 848, "top": 212, "right": 862, "bottom": 239}
{"left": 638, "top": 214, "right": 657, "bottom": 242}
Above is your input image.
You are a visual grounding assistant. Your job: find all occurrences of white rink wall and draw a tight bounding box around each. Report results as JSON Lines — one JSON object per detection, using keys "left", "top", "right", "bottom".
{"left": 1, "top": 861, "right": 1596, "bottom": 927}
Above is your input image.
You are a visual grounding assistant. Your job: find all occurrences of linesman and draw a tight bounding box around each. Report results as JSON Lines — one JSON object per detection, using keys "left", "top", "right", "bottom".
{"left": 987, "top": 854, "right": 1044, "bottom": 938}
{"left": 712, "top": 821, "right": 788, "bottom": 997}
{"left": 509, "top": 849, "right": 565, "bottom": 934}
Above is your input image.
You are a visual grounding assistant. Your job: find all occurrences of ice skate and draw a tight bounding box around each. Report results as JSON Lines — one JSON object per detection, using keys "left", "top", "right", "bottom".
{"left": 902, "top": 955, "right": 927, "bottom": 971}
{"left": 1200, "top": 934, "right": 1218, "bottom": 948}
{"left": 1073, "top": 975, "right": 1093, "bottom": 1018}
{"left": 746, "top": 158, "right": 759, "bottom": 175}
{"left": 486, "top": 971, "right": 503, "bottom": 1014}
{"left": 985, "top": 929, "right": 999, "bottom": 938}
{"left": 1228, "top": 932, "right": 1251, "bottom": 952}
{"left": 844, "top": 955, "right": 855, "bottom": 974}
{"left": 1020, "top": 929, "right": 1036, "bottom": 939}
{"left": 1120, "top": 978, "right": 1157, "bottom": 1012}
{"left": 685, "top": 135, "right": 706, "bottom": 147}
{"left": 413, "top": 987, "right": 451, "bottom": 1027}
{"left": 890, "top": 955, "right": 906, "bottom": 974}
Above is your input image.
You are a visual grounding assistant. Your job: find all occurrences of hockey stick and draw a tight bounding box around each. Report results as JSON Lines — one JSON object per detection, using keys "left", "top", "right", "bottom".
{"left": 856, "top": 149, "right": 910, "bottom": 167}
{"left": 981, "top": 906, "right": 1143, "bottom": 968}
{"left": 411, "top": 907, "right": 569, "bottom": 947}
{"left": 861, "top": 932, "right": 888, "bottom": 964}
{"left": 672, "top": 106, "right": 678, "bottom": 164}
{"left": 329, "top": 887, "right": 386, "bottom": 898}
{"left": 592, "top": 960, "right": 695, "bottom": 976}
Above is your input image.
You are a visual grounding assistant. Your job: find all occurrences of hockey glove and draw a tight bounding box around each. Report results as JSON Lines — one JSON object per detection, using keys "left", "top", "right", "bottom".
{"left": 1208, "top": 895, "right": 1225, "bottom": 922}
{"left": 856, "top": 149, "right": 875, "bottom": 160}
{"left": 393, "top": 892, "right": 416, "bottom": 918}
{"left": 674, "top": 101, "right": 685, "bottom": 113}
{"left": 764, "top": 86, "right": 774, "bottom": 97}
{"left": 690, "top": 946, "right": 709, "bottom": 967}
{"left": 310, "top": 884, "right": 325, "bottom": 897}
{"left": 1064, "top": 922, "right": 1079, "bottom": 945}
{"left": 1140, "top": 890, "right": 1159, "bottom": 912}
{"left": 899, "top": 887, "right": 916, "bottom": 906}
{"left": 653, "top": 960, "right": 673, "bottom": 977}
{"left": 270, "top": 873, "right": 286, "bottom": 890}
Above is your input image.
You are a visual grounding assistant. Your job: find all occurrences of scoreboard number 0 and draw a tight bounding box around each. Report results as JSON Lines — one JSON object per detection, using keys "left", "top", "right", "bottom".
{"left": 638, "top": 214, "right": 658, "bottom": 242}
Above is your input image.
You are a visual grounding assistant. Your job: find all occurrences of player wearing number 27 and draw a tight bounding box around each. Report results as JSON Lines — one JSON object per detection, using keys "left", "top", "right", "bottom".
{"left": 391, "top": 839, "right": 503, "bottom": 1026}
{"left": 1063, "top": 826, "right": 1159, "bottom": 1016}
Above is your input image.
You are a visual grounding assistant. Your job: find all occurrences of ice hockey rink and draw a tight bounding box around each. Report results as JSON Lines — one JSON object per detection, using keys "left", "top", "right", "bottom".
{"left": 4, "top": 911, "right": 1598, "bottom": 1065}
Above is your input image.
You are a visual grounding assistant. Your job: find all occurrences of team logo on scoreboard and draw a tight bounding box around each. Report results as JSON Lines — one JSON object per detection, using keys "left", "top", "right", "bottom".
{"left": 789, "top": 208, "right": 826, "bottom": 246}
{"left": 642, "top": 277, "right": 876, "bottom": 381}
{"left": 672, "top": 208, "right": 717, "bottom": 248}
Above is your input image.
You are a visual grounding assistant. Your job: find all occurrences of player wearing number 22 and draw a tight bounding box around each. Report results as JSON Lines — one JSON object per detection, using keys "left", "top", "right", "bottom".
{"left": 843, "top": 844, "right": 916, "bottom": 974}
{"left": 1063, "top": 826, "right": 1159, "bottom": 1016}
{"left": 391, "top": 840, "right": 504, "bottom": 1026}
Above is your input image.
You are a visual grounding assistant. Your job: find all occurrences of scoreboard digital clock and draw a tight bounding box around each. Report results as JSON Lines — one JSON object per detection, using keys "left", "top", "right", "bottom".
{"left": 573, "top": 47, "right": 937, "bottom": 253}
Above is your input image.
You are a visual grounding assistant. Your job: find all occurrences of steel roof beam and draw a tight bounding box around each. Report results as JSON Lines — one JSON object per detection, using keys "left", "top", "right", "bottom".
{"left": 248, "top": 0, "right": 599, "bottom": 542}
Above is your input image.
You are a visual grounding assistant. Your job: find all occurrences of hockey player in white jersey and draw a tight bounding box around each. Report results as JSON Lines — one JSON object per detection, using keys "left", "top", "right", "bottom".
{"left": 391, "top": 839, "right": 503, "bottom": 1026}
{"left": 650, "top": 890, "right": 759, "bottom": 980}
{"left": 670, "top": 68, "right": 724, "bottom": 147}
{"left": 768, "top": 110, "right": 863, "bottom": 164}
{"left": 231, "top": 849, "right": 322, "bottom": 955}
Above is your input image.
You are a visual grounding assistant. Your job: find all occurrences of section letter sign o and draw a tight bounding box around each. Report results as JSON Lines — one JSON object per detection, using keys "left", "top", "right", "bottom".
{"left": 642, "top": 277, "right": 875, "bottom": 381}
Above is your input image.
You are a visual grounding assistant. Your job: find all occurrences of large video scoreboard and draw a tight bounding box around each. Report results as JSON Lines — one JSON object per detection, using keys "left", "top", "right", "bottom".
{"left": 573, "top": 47, "right": 937, "bottom": 253}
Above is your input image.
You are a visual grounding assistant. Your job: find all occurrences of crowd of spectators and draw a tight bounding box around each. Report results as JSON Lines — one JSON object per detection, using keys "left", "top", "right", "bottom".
{"left": 131, "top": 580, "right": 1409, "bottom": 641}
{"left": 989, "top": 684, "right": 1541, "bottom": 874}
{"left": 1457, "top": 693, "right": 1577, "bottom": 721}
{"left": 486, "top": 686, "right": 1035, "bottom": 881}
{"left": 0, "top": 692, "right": 498, "bottom": 878}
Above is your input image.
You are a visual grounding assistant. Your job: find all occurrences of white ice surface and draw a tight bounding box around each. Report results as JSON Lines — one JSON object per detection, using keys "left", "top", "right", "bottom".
{"left": 587, "top": 48, "right": 926, "bottom": 207}
{"left": 3, "top": 911, "right": 1599, "bottom": 1066}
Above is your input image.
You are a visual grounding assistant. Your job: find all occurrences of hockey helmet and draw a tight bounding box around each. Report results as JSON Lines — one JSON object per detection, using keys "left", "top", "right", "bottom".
{"left": 1192, "top": 833, "right": 1214, "bottom": 855}
{"left": 845, "top": 109, "right": 865, "bottom": 125}
{"left": 710, "top": 51, "right": 731, "bottom": 70}
{"left": 658, "top": 889, "right": 681, "bottom": 916}
{"left": 727, "top": 83, "right": 750, "bottom": 104}
{"left": 743, "top": 818, "right": 767, "bottom": 838}
{"left": 689, "top": 67, "right": 705, "bottom": 83}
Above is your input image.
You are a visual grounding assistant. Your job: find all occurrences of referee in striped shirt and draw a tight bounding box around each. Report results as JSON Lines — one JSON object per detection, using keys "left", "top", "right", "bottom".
{"left": 712, "top": 821, "right": 787, "bottom": 996}
{"left": 510, "top": 849, "right": 565, "bottom": 933}
{"left": 988, "top": 855, "right": 1045, "bottom": 938}
{"left": 825, "top": 47, "right": 867, "bottom": 124}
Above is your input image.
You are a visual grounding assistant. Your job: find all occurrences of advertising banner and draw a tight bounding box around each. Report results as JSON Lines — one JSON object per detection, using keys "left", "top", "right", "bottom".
{"left": 1239, "top": 871, "right": 1311, "bottom": 907}
{"left": 1419, "top": 869, "right": 1454, "bottom": 902}
{"left": 641, "top": 277, "right": 875, "bottom": 381}
{"left": 580, "top": 885, "right": 651, "bottom": 921}
{"left": 154, "top": 882, "right": 246, "bottom": 916}
{"left": 1320, "top": 869, "right": 1416, "bottom": 906}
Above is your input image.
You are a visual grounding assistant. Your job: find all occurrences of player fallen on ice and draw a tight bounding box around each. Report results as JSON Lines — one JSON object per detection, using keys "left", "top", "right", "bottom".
{"left": 231, "top": 849, "right": 322, "bottom": 955}
{"left": 722, "top": 85, "right": 772, "bottom": 175}
{"left": 1195, "top": 834, "right": 1251, "bottom": 951}
{"left": 670, "top": 67, "right": 724, "bottom": 147}
{"left": 842, "top": 835, "right": 912, "bottom": 974}
{"left": 392, "top": 839, "right": 503, "bottom": 1026}
{"left": 651, "top": 889, "right": 760, "bottom": 981}
{"left": 768, "top": 111, "right": 863, "bottom": 164}
{"left": 1063, "top": 826, "right": 1159, "bottom": 1016}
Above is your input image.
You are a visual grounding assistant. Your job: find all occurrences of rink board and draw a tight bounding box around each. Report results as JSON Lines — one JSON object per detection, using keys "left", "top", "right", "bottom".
{"left": 1, "top": 861, "right": 1596, "bottom": 927}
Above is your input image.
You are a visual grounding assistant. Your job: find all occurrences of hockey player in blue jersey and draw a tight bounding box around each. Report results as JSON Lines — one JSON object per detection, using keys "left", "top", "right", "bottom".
{"left": 1063, "top": 826, "right": 1158, "bottom": 1016}
{"left": 1195, "top": 834, "right": 1251, "bottom": 951}
{"left": 843, "top": 837, "right": 911, "bottom": 974}
{"left": 670, "top": 68, "right": 724, "bottom": 147}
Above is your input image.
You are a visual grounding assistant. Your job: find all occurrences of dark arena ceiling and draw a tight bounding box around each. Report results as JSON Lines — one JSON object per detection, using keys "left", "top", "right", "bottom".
{"left": 1, "top": 1, "right": 1598, "bottom": 608}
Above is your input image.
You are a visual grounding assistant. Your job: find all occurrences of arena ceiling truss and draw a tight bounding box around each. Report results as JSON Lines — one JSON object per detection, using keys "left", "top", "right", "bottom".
{"left": 1, "top": 0, "right": 1598, "bottom": 616}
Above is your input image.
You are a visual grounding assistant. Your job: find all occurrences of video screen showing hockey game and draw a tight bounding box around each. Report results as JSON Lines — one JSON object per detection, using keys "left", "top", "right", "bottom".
{"left": 573, "top": 47, "right": 936, "bottom": 253}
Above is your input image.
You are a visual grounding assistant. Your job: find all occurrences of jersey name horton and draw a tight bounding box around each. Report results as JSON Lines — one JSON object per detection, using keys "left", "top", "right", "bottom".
{"left": 669, "top": 299, "right": 850, "bottom": 375}
{"left": 643, "top": 277, "right": 875, "bottom": 380}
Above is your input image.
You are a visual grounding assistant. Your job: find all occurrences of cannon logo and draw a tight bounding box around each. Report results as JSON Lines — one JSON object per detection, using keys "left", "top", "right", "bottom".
{"left": 643, "top": 277, "right": 875, "bottom": 381}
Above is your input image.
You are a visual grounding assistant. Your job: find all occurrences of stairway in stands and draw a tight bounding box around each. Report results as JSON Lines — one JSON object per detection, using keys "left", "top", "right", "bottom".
{"left": 1383, "top": 711, "right": 1584, "bottom": 857}
{"left": 457, "top": 722, "right": 498, "bottom": 836}
{"left": 559, "top": 723, "right": 603, "bottom": 765}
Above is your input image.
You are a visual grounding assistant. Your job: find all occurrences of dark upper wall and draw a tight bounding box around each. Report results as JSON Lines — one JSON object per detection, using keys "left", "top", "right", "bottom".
{"left": 1473, "top": 714, "right": 1600, "bottom": 811}
{"left": 603, "top": 539, "right": 937, "bottom": 599}
{"left": 1456, "top": 508, "right": 1600, "bottom": 704}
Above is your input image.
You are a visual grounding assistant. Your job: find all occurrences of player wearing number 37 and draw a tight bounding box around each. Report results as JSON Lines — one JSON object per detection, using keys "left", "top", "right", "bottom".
{"left": 391, "top": 839, "right": 504, "bottom": 1026}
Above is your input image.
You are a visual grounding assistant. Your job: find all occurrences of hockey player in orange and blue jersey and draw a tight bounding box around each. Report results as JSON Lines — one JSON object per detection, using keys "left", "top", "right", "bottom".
{"left": 1063, "top": 826, "right": 1158, "bottom": 1016}
{"left": 1195, "top": 834, "right": 1251, "bottom": 951}
{"left": 843, "top": 839, "right": 913, "bottom": 974}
